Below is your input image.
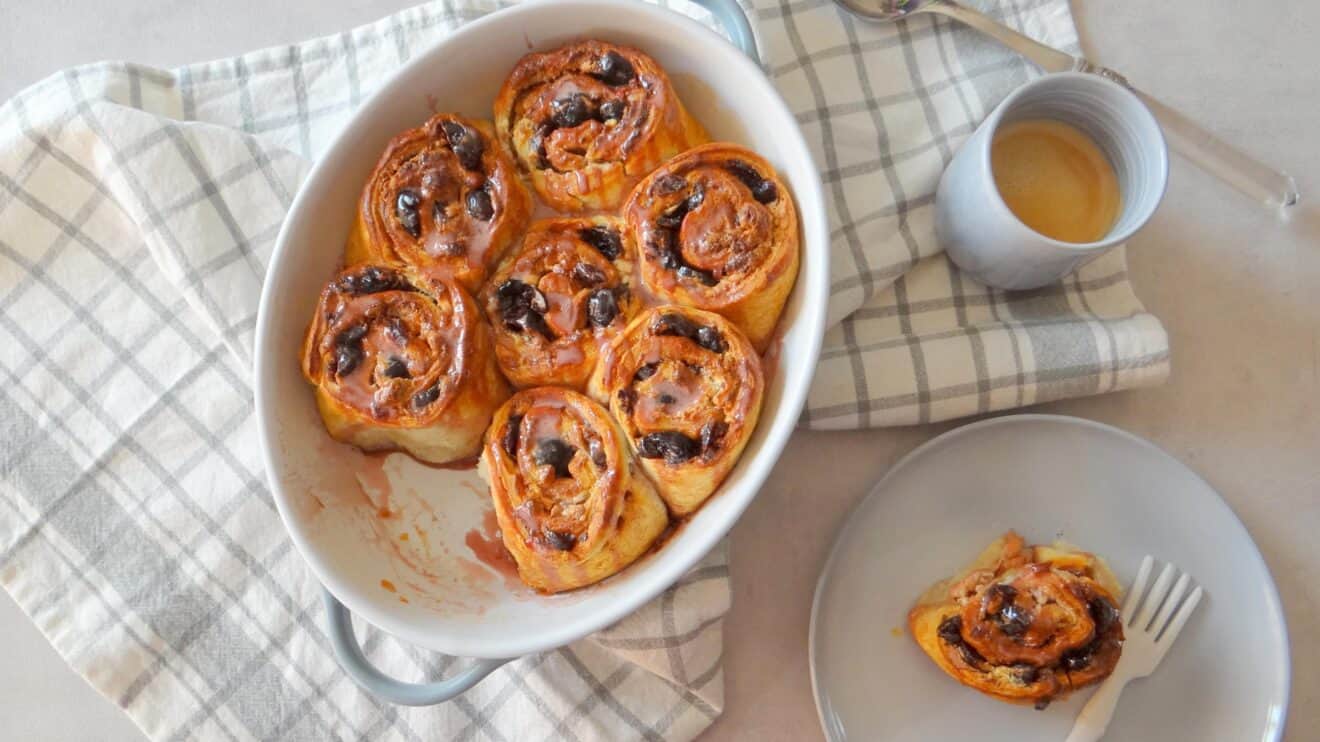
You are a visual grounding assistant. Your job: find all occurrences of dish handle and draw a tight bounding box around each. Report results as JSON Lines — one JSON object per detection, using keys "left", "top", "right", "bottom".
{"left": 687, "top": 0, "right": 760, "bottom": 63}
{"left": 323, "top": 589, "right": 509, "bottom": 705}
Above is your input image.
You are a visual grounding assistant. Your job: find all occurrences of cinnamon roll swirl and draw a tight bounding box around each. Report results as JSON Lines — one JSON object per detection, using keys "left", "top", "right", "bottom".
{"left": 346, "top": 113, "right": 531, "bottom": 291}
{"left": 481, "top": 216, "right": 641, "bottom": 390}
{"left": 479, "top": 387, "right": 669, "bottom": 593}
{"left": 301, "top": 264, "right": 510, "bottom": 464}
{"left": 588, "top": 306, "right": 763, "bottom": 516}
{"left": 494, "top": 40, "right": 708, "bottom": 212}
{"left": 625, "top": 143, "right": 799, "bottom": 351}
{"left": 909, "top": 532, "right": 1125, "bottom": 708}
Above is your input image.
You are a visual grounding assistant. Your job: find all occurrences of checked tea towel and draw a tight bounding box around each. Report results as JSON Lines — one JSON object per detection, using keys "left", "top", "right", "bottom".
{"left": 0, "top": 0, "right": 1168, "bottom": 739}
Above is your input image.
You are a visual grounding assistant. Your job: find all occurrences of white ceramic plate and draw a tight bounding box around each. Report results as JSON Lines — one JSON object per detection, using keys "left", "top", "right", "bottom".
{"left": 810, "top": 414, "right": 1289, "bottom": 741}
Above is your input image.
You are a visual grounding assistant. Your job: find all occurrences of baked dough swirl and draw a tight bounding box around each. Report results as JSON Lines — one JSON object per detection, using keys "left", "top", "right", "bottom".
{"left": 588, "top": 306, "right": 763, "bottom": 516}
{"left": 625, "top": 143, "right": 799, "bottom": 351}
{"left": 481, "top": 216, "right": 641, "bottom": 391}
{"left": 301, "top": 264, "right": 510, "bottom": 464}
{"left": 494, "top": 40, "right": 708, "bottom": 212}
{"left": 909, "top": 532, "right": 1125, "bottom": 708}
{"left": 479, "top": 387, "right": 668, "bottom": 593}
{"left": 347, "top": 112, "right": 531, "bottom": 292}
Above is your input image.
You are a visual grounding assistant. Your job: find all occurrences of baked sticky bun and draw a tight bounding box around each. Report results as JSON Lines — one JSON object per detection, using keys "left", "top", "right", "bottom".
{"left": 587, "top": 306, "right": 763, "bottom": 516}
{"left": 346, "top": 113, "right": 531, "bottom": 292}
{"left": 908, "top": 531, "right": 1125, "bottom": 708}
{"left": 301, "top": 264, "right": 510, "bottom": 463}
{"left": 480, "top": 216, "right": 641, "bottom": 390}
{"left": 479, "top": 387, "right": 668, "bottom": 593}
{"left": 494, "top": 40, "right": 708, "bottom": 212}
{"left": 625, "top": 143, "right": 799, "bottom": 351}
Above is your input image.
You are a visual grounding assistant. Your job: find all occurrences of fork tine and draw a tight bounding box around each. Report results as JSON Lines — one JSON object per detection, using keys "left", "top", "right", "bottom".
{"left": 1149, "top": 572, "right": 1190, "bottom": 636}
{"left": 1135, "top": 562, "right": 1176, "bottom": 630}
{"left": 1156, "top": 585, "right": 1203, "bottom": 657}
{"left": 1122, "top": 555, "right": 1154, "bottom": 619}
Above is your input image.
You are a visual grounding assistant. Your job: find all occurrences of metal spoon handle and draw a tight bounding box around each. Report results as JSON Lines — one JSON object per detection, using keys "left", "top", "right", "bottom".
{"left": 923, "top": 0, "right": 1300, "bottom": 212}
{"left": 922, "top": 0, "right": 1073, "bottom": 72}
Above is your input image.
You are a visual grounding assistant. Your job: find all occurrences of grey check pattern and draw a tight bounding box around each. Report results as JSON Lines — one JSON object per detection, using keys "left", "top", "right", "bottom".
{"left": 0, "top": 0, "right": 1166, "bottom": 739}
{"left": 751, "top": 0, "right": 1169, "bottom": 428}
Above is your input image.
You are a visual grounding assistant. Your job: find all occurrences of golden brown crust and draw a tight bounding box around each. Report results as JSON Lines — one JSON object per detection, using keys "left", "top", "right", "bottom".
{"left": 494, "top": 40, "right": 708, "bottom": 212}
{"left": 346, "top": 113, "right": 531, "bottom": 292}
{"left": 587, "top": 305, "right": 763, "bottom": 516}
{"left": 478, "top": 388, "right": 668, "bottom": 593}
{"left": 908, "top": 532, "right": 1125, "bottom": 708}
{"left": 480, "top": 216, "right": 642, "bottom": 391}
{"left": 625, "top": 143, "right": 799, "bottom": 352}
{"left": 301, "top": 264, "right": 510, "bottom": 463}
{"left": 312, "top": 41, "right": 792, "bottom": 591}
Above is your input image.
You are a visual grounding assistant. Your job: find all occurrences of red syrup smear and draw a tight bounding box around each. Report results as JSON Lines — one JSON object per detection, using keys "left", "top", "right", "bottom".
{"left": 413, "top": 454, "right": 480, "bottom": 472}
{"left": 464, "top": 508, "right": 525, "bottom": 592}
{"left": 356, "top": 451, "right": 395, "bottom": 515}
{"left": 359, "top": 451, "right": 493, "bottom": 605}
{"left": 458, "top": 479, "right": 489, "bottom": 501}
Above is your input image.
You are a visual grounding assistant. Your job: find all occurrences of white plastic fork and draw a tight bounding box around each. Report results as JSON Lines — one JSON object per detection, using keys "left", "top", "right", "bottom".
{"left": 1064, "top": 556, "right": 1204, "bottom": 742}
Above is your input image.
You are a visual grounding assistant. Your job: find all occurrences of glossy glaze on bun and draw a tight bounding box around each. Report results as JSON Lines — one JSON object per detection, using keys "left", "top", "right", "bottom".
{"left": 626, "top": 143, "right": 799, "bottom": 351}
{"left": 909, "top": 532, "right": 1125, "bottom": 708}
{"left": 481, "top": 216, "right": 641, "bottom": 391}
{"left": 588, "top": 306, "right": 763, "bottom": 516}
{"left": 494, "top": 40, "right": 708, "bottom": 212}
{"left": 347, "top": 112, "right": 531, "bottom": 292}
{"left": 301, "top": 264, "right": 510, "bottom": 463}
{"left": 479, "top": 387, "right": 668, "bottom": 592}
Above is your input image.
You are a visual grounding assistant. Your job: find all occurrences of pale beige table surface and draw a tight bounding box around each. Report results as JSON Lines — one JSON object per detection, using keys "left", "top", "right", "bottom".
{"left": 2, "top": 1, "right": 1317, "bottom": 739}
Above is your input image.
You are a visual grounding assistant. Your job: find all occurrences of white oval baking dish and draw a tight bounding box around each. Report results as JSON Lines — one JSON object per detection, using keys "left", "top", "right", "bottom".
{"left": 254, "top": 0, "right": 828, "bottom": 704}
